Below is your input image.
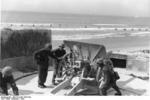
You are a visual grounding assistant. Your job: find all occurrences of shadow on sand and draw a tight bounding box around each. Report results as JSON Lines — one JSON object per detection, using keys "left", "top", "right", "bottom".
{"left": 16, "top": 74, "right": 37, "bottom": 85}
{"left": 117, "top": 77, "right": 147, "bottom": 95}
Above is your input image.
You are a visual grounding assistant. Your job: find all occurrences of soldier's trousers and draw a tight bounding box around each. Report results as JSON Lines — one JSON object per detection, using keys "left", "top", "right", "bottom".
{"left": 52, "top": 60, "right": 62, "bottom": 83}
{"left": 0, "top": 80, "right": 19, "bottom": 95}
{"left": 38, "top": 64, "right": 48, "bottom": 85}
{"left": 100, "top": 82, "right": 121, "bottom": 95}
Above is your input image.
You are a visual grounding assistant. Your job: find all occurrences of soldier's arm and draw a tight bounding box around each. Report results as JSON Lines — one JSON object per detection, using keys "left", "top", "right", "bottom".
{"left": 109, "top": 59, "right": 114, "bottom": 67}
{"left": 62, "top": 52, "right": 68, "bottom": 59}
{"left": 49, "top": 50, "right": 58, "bottom": 60}
{"left": 0, "top": 72, "right": 2, "bottom": 86}
{"left": 96, "top": 67, "right": 101, "bottom": 82}
{"left": 0, "top": 72, "right": 8, "bottom": 95}
{"left": 1, "top": 82, "right": 8, "bottom": 95}
{"left": 34, "top": 50, "right": 41, "bottom": 60}
{"left": 103, "top": 70, "right": 111, "bottom": 85}
{"left": 9, "top": 76, "right": 19, "bottom": 95}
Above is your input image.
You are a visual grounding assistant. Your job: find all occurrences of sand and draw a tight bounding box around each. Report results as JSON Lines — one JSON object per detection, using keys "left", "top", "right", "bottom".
{"left": 7, "top": 70, "right": 149, "bottom": 96}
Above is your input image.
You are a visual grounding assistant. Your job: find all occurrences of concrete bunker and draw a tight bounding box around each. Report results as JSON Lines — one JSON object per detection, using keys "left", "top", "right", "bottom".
{"left": 109, "top": 53, "right": 128, "bottom": 68}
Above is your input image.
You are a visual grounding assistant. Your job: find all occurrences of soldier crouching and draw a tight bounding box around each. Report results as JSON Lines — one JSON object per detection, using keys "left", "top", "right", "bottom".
{"left": 0, "top": 66, "right": 19, "bottom": 95}
{"left": 51, "top": 44, "right": 66, "bottom": 85}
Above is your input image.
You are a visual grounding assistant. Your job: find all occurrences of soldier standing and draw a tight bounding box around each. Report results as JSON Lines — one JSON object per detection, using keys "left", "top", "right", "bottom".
{"left": 34, "top": 43, "right": 56, "bottom": 88}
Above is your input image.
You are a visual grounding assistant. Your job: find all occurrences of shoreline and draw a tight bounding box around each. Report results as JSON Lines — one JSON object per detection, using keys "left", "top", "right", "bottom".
{"left": 1, "top": 22, "right": 150, "bottom": 29}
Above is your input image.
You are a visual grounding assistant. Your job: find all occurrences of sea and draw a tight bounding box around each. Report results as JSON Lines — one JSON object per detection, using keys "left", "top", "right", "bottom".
{"left": 1, "top": 11, "right": 150, "bottom": 50}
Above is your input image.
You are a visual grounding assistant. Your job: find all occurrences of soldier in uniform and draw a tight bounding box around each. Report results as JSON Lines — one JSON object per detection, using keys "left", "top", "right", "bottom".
{"left": 97, "top": 57, "right": 122, "bottom": 96}
{"left": 34, "top": 43, "right": 56, "bottom": 88}
{"left": 0, "top": 66, "right": 19, "bottom": 95}
{"left": 51, "top": 44, "right": 66, "bottom": 85}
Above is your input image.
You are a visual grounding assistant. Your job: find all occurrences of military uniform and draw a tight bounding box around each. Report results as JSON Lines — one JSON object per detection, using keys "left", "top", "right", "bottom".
{"left": 34, "top": 46, "right": 56, "bottom": 87}
{"left": 51, "top": 47, "right": 66, "bottom": 84}
{"left": 99, "top": 59, "right": 121, "bottom": 96}
{"left": 0, "top": 68, "right": 19, "bottom": 95}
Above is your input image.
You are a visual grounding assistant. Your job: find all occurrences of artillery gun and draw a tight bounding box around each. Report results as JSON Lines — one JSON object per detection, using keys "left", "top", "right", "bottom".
{"left": 51, "top": 40, "right": 106, "bottom": 95}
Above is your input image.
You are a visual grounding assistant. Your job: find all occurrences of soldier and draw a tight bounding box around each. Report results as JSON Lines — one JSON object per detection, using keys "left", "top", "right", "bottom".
{"left": 97, "top": 58, "right": 122, "bottom": 96}
{"left": 34, "top": 43, "right": 56, "bottom": 88}
{"left": 51, "top": 44, "right": 66, "bottom": 85}
{"left": 0, "top": 66, "right": 19, "bottom": 95}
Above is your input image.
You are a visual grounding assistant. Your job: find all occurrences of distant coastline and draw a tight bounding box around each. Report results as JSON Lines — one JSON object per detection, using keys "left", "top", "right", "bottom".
{"left": 2, "top": 11, "right": 150, "bottom": 27}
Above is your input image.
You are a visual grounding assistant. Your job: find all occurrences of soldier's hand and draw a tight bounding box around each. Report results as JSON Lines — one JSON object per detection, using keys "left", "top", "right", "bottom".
{"left": 87, "top": 77, "right": 95, "bottom": 81}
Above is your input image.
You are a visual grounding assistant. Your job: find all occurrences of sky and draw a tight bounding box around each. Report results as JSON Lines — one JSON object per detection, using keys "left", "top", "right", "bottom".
{"left": 1, "top": 0, "right": 150, "bottom": 17}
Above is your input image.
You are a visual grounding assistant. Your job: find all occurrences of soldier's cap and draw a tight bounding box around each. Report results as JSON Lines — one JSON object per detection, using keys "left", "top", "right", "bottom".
{"left": 2, "top": 66, "right": 13, "bottom": 76}
{"left": 45, "top": 43, "right": 52, "bottom": 49}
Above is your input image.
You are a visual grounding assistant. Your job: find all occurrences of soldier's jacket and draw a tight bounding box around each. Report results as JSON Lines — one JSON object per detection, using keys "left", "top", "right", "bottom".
{"left": 103, "top": 58, "right": 114, "bottom": 71}
{"left": 0, "top": 72, "right": 19, "bottom": 95}
{"left": 51, "top": 48, "right": 66, "bottom": 58}
{"left": 34, "top": 48, "right": 56, "bottom": 65}
{"left": 100, "top": 59, "right": 116, "bottom": 88}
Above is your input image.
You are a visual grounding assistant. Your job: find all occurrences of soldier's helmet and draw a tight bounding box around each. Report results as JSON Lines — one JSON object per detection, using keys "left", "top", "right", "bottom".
{"left": 2, "top": 66, "right": 13, "bottom": 76}
{"left": 45, "top": 43, "right": 52, "bottom": 49}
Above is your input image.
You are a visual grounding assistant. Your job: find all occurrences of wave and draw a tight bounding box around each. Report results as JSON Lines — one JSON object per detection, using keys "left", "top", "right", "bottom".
{"left": 1, "top": 23, "right": 150, "bottom": 41}
{"left": 1, "top": 23, "right": 149, "bottom": 31}
{"left": 93, "top": 24, "right": 127, "bottom": 26}
{"left": 130, "top": 32, "right": 150, "bottom": 36}
{"left": 52, "top": 31, "right": 150, "bottom": 41}
{"left": 52, "top": 33, "right": 124, "bottom": 41}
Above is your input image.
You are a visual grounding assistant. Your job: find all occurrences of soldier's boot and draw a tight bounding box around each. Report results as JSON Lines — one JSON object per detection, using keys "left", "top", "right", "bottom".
{"left": 101, "top": 88, "right": 107, "bottom": 96}
{"left": 114, "top": 88, "right": 122, "bottom": 95}
{"left": 112, "top": 85, "right": 122, "bottom": 96}
{"left": 38, "top": 84, "right": 47, "bottom": 88}
{"left": 115, "top": 92, "right": 122, "bottom": 96}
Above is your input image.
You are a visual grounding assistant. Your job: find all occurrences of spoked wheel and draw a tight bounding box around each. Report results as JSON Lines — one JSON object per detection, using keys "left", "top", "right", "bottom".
{"left": 57, "top": 59, "right": 73, "bottom": 80}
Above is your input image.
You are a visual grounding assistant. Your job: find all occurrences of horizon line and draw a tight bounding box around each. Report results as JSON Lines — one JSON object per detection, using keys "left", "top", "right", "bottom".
{"left": 1, "top": 10, "right": 150, "bottom": 18}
